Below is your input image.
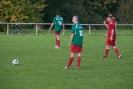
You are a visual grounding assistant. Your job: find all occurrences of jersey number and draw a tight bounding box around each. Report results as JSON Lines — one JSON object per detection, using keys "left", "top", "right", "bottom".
{"left": 58, "top": 21, "right": 62, "bottom": 25}
{"left": 79, "top": 31, "right": 83, "bottom": 36}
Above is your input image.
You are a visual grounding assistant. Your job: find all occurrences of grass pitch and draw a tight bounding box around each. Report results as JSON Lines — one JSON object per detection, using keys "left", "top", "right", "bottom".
{"left": 0, "top": 30, "right": 133, "bottom": 89}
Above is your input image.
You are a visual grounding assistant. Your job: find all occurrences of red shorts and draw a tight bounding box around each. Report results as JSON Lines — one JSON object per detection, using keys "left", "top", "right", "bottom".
{"left": 70, "top": 44, "right": 82, "bottom": 53}
{"left": 106, "top": 39, "right": 115, "bottom": 46}
{"left": 54, "top": 31, "right": 60, "bottom": 35}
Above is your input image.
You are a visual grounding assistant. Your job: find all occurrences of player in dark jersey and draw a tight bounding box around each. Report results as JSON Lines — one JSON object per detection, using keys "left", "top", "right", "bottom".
{"left": 48, "top": 12, "right": 65, "bottom": 49}
{"left": 65, "top": 16, "right": 83, "bottom": 69}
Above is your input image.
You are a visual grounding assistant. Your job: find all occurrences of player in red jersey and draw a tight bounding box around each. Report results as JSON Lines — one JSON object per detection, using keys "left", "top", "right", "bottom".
{"left": 104, "top": 13, "right": 117, "bottom": 26}
{"left": 102, "top": 16, "right": 122, "bottom": 58}
{"left": 103, "top": 13, "right": 117, "bottom": 43}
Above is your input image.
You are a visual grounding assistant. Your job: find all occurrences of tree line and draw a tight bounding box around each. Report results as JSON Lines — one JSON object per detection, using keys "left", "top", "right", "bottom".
{"left": 0, "top": 0, "right": 133, "bottom": 24}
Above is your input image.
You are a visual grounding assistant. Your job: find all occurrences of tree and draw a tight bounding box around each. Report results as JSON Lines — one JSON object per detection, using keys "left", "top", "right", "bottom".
{"left": 43, "top": 0, "right": 90, "bottom": 23}
{"left": 43, "top": 0, "right": 119, "bottom": 24}
{"left": 0, "top": 0, "right": 46, "bottom": 22}
{"left": 43, "top": 0, "right": 67, "bottom": 23}
{"left": 117, "top": 0, "right": 133, "bottom": 24}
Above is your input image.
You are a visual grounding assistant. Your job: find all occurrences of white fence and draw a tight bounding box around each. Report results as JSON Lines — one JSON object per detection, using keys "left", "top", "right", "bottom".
{"left": 0, "top": 22, "right": 133, "bottom": 35}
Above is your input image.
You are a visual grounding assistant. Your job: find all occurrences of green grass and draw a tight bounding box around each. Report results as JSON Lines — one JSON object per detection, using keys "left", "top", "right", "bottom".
{"left": 0, "top": 30, "right": 133, "bottom": 89}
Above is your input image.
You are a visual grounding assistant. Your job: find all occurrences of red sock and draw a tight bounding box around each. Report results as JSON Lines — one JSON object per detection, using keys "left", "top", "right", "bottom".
{"left": 114, "top": 48, "right": 120, "bottom": 56}
{"left": 67, "top": 57, "right": 74, "bottom": 67}
{"left": 56, "top": 38, "right": 58, "bottom": 46}
{"left": 57, "top": 40, "right": 60, "bottom": 47}
{"left": 76, "top": 56, "right": 81, "bottom": 67}
{"left": 105, "top": 49, "right": 109, "bottom": 56}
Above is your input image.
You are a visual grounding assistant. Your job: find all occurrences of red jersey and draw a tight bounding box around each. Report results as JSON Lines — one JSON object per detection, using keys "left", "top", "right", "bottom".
{"left": 104, "top": 17, "right": 116, "bottom": 24}
{"left": 107, "top": 22, "right": 116, "bottom": 40}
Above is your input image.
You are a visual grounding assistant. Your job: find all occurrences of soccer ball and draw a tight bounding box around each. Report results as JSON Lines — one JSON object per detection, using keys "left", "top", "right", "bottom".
{"left": 12, "top": 59, "right": 19, "bottom": 65}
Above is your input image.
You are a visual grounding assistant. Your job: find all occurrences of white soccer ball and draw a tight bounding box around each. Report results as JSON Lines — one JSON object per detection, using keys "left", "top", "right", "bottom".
{"left": 12, "top": 59, "right": 19, "bottom": 65}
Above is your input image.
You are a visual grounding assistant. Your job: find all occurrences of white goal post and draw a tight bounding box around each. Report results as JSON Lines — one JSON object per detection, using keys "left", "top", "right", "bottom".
{"left": 0, "top": 22, "right": 133, "bottom": 35}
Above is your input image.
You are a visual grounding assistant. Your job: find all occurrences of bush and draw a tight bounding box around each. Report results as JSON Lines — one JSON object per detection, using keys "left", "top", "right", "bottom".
{"left": 0, "top": 25, "right": 5, "bottom": 32}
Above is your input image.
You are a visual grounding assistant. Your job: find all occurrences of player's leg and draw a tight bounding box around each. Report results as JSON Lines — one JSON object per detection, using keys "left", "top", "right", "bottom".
{"left": 54, "top": 32, "right": 60, "bottom": 48}
{"left": 76, "top": 46, "right": 82, "bottom": 68}
{"left": 55, "top": 35, "right": 58, "bottom": 47}
{"left": 65, "top": 52, "right": 74, "bottom": 69}
{"left": 76, "top": 53, "right": 81, "bottom": 69}
{"left": 54, "top": 33, "right": 60, "bottom": 49}
{"left": 55, "top": 35, "right": 57, "bottom": 46}
{"left": 102, "top": 39, "right": 110, "bottom": 58}
{"left": 56, "top": 35, "right": 60, "bottom": 48}
{"left": 115, "top": 26, "right": 117, "bottom": 43}
{"left": 102, "top": 45, "right": 109, "bottom": 58}
{"left": 112, "top": 46, "right": 122, "bottom": 58}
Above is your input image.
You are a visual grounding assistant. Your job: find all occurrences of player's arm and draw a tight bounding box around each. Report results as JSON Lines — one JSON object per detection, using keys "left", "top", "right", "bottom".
{"left": 69, "top": 33, "right": 74, "bottom": 46}
{"left": 103, "top": 21, "right": 108, "bottom": 28}
{"left": 110, "top": 28, "right": 114, "bottom": 41}
{"left": 115, "top": 21, "right": 117, "bottom": 25}
{"left": 62, "top": 24, "right": 65, "bottom": 35}
{"left": 48, "top": 23, "right": 54, "bottom": 32}
{"left": 114, "top": 18, "right": 117, "bottom": 26}
{"left": 103, "top": 18, "right": 109, "bottom": 28}
{"left": 103, "top": 33, "right": 108, "bottom": 38}
{"left": 115, "top": 22, "right": 117, "bottom": 28}
{"left": 62, "top": 19, "right": 65, "bottom": 35}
